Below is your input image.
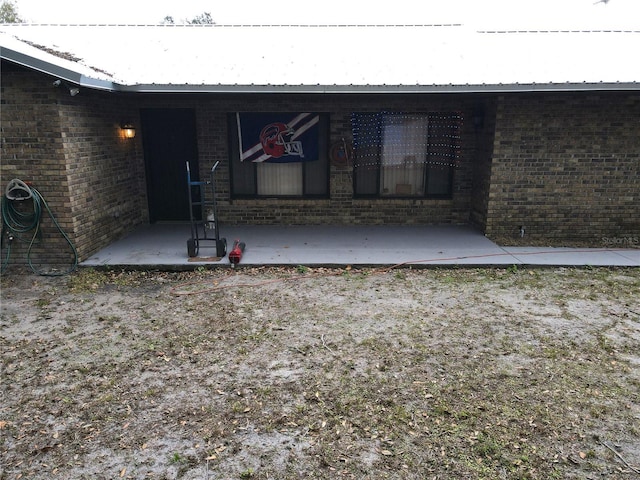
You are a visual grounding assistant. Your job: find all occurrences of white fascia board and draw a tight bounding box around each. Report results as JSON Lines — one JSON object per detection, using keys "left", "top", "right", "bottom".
{"left": 116, "top": 82, "right": 640, "bottom": 94}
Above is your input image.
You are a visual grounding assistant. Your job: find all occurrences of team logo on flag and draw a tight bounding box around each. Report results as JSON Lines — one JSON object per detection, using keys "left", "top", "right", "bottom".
{"left": 237, "top": 112, "right": 320, "bottom": 163}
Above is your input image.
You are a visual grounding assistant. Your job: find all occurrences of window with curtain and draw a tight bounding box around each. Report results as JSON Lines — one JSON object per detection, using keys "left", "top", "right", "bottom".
{"left": 257, "top": 162, "right": 303, "bottom": 195}
{"left": 229, "top": 112, "right": 329, "bottom": 198}
{"left": 352, "top": 112, "right": 461, "bottom": 198}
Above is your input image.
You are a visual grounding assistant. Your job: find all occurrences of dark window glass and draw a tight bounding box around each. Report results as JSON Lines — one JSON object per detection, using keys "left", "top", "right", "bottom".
{"left": 229, "top": 113, "right": 329, "bottom": 198}
{"left": 352, "top": 112, "right": 461, "bottom": 198}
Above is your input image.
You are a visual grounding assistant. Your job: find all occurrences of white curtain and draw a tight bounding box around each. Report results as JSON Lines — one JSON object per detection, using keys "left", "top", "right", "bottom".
{"left": 380, "top": 114, "right": 428, "bottom": 196}
{"left": 257, "top": 162, "right": 303, "bottom": 195}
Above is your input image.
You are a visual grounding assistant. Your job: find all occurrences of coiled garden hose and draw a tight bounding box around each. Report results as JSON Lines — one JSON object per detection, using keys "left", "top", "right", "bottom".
{"left": 1, "top": 179, "right": 78, "bottom": 276}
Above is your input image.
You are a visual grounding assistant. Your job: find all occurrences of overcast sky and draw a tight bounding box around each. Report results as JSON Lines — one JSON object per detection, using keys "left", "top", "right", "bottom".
{"left": 11, "top": 0, "right": 639, "bottom": 28}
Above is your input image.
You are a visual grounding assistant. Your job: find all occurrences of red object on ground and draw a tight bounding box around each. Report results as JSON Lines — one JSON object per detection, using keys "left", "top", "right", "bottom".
{"left": 229, "top": 240, "right": 246, "bottom": 265}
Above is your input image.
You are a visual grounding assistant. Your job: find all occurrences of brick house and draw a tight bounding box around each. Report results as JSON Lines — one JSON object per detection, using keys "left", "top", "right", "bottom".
{"left": 1, "top": 24, "right": 639, "bottom": 264}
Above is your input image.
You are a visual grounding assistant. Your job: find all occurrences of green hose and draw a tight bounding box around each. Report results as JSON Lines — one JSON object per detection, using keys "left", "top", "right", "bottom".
{"left": 1, "top": 180, "right": 78, "bottom": 276}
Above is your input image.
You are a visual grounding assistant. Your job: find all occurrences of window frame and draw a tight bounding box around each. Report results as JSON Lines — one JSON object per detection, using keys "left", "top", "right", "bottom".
{"left": 228, "top": 113, "right": 330, "bottom": 199}
{"left": 352, "top": 112, "right": 460, "bottom": 200}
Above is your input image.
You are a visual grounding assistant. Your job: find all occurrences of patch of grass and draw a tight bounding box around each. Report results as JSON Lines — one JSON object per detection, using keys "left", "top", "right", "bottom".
{"left": 393, "top": 270, "right": 407, "bottom": 280}
{"left": 67, "top": 267, "right": 147, "bottom": 292}
{"left": 169, "top": 452, "right": 186, "bottom": 464}
{"left": 473, "top": 432, "right": 503, "bottom": 459}
{"left": 67, "top": 268, "right": 107, "bottom": 292}
{"left": 239, "top": 468, "right": 255, "bottom": 478}
{"left": 35, "top": 297, "right": 51, "bottom": 307}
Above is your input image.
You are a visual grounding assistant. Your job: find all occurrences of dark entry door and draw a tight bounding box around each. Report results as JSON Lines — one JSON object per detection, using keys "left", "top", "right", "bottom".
{"left": 141, "top": 108, "right": 199, "bottom": 222}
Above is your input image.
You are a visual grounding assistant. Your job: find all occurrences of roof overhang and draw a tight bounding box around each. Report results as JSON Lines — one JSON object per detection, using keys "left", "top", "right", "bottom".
{"left": 1, "top": 43, "right": 116, "bottom": 91}
{"left": 2, "top": 24, "right": 639, "bottom": 95}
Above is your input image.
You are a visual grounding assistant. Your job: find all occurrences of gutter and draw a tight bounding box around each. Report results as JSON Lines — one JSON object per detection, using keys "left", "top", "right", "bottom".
{"left": 117, "top": 82, "right": 640, "bottom": 95}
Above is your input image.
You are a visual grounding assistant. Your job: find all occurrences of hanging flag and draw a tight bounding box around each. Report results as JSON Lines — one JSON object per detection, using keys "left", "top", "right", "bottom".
{"left": 237, "top": 112, "right": 320, "bottom": 163}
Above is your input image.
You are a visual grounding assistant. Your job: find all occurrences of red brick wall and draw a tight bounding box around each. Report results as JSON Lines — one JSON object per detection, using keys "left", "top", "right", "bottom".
{"left": 8, "top": 63, "right": 636, "bottom": 262}
{"left": 486, "top": 93, "right": 640, "bottom": 244}
{"left": 186, "top": 94, "right": 479, "bottom": 226}
{"left": 1, "top": 64, "right": 72, "bottom": 268}
{"left": 60, "top": 89, "right": 147, "bottom": 258}
{"left": 469, "top": 100, "right": 498, "bottom": 230}
{"left": 1, "top": 64, "right": 147, "bottom": 265}
{"left": 3, "top": 73, "right": 484, "bottom": 263}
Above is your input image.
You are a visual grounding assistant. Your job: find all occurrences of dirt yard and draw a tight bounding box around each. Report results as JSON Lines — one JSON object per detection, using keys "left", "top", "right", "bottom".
{"left": 1, "top": 265, "right": 639, "bottom": 479}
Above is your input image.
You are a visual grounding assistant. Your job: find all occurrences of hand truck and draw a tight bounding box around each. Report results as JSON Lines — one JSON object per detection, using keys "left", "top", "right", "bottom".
{"left": 186, "top": 161, "right": 227, "bottom": 258}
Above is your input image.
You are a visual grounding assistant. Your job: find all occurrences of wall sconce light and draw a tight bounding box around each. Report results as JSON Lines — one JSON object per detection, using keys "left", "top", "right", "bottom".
{"left": 121, "top": 122, "right": 136, "bottom": 139}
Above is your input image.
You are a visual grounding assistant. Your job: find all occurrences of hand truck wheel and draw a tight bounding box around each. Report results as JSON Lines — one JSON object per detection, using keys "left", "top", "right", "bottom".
{"left": 216, "top": 238, "right": 227, "bottom": 257}
{"left": 187, "top": 239, "right": 197, "bottom": 258}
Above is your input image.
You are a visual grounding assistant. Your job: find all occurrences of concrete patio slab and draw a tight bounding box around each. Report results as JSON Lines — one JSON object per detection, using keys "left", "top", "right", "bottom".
{"left": 80, "top": 224, "right": 640, "bottom": 268}
{"left": 503, "top": 246, "right": 640, "bottom": 267}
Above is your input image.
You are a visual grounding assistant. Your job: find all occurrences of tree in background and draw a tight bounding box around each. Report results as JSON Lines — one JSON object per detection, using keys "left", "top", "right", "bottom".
{"left": 162, "top": 12, "right": 214, "bottom": 25}
{"left": 188, "top": 12, "right": 213, "bottom": 24}
{"left": 0, "top": 0, "right": 23, "bottom": 23}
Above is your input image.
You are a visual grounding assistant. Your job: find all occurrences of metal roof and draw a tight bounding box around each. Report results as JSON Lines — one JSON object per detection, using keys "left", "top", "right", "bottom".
{"left": 1, "top": 23, "right": 639, "bottom": 93}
